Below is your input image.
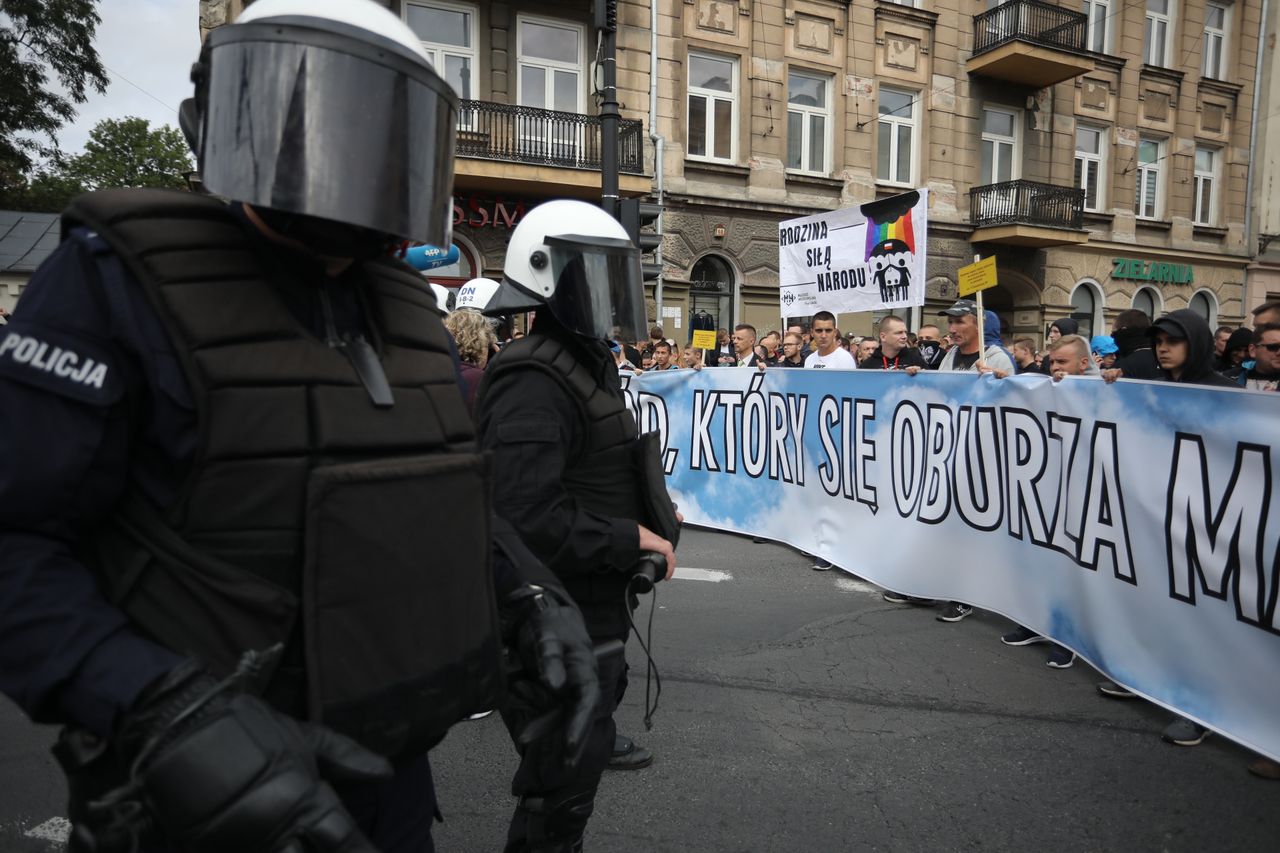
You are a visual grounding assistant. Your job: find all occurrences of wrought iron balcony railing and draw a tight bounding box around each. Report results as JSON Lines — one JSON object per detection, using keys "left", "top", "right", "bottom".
{"left": 973, "top": 0, "right": 1087, "bottom": 55}
{"left": 456, "top": 100, "right": 644, "bottom": 174}
{"left": 970, "top": 180, "right": 1085, "bottom": 231}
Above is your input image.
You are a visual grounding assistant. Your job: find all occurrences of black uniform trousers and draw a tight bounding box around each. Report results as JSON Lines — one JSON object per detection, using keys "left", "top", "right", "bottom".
{"left": 501, "top": 610, "right": 629, "bottom": 853}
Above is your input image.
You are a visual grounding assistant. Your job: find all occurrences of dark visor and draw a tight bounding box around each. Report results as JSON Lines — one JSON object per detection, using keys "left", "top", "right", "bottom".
{"left": 545, "top": 235, "right": 647, "bottom": 342}
{"left": 199, "top": 20, "right": 457, "bottom": 244}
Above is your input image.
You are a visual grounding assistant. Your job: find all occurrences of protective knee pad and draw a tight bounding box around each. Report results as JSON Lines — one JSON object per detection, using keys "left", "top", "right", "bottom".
{"left": 520, "top": 787, "right": 596, "bottom": 850}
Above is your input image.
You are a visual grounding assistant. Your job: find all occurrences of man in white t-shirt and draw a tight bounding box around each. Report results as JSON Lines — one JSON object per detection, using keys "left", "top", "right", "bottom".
{"left": 799, "top": 310, "right": 853, "bottom": 571}
{"left": 804, "top": 311, "right": 857, "bottom": 369}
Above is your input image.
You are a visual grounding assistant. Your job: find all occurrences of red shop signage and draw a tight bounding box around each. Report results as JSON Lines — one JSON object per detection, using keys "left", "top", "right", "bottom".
{"left": 453, "top": 197, "right": 531, "bottom": 229}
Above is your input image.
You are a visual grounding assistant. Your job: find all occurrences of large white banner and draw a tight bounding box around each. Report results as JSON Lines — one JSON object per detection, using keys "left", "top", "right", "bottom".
{"left": 777, "top": 189, "right": 928, "bottom": 316}
{"left": 623, "top": 367, "right": 1280, "bottom": 761}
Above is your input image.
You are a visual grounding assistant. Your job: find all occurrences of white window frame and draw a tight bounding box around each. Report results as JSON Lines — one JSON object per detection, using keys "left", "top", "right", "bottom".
{"left": 1189, "top": 288, "right": 1219, "bottom": 327}
{"left": 1193, "top": 145, "right": 1220, "bottom": 226}
{"left": 1131, "top": 286, "right": 1164, "bottom": 318}
{"left": 687, "top": 51, "right": 739, "bottom": 164}
{"left": 1135, "top": 137, "right": 1165, "bottom": 220}
{"left": 403, "top": 1, "right": 478, "bottom": 104}
{"left": 1144, "top": 0, "right": 1174, "bottom": 67}
{"left": 1083, "top": 0, "right": 1112, "bottom": 54}
{"left": 1069, "top": 280, "right": 1105, "bottom": 339}
{"left": 980, "top": 105, "right": 1021, "bottom": 186}
{"left": 1074, "top": 124, "right": 1108, "bottom": 213}
{"left": 1203, "top": 2, "right": 1229, "bottom": 80}
{"left": 515, "top": 15, "right": 586, "bottom": 115}
{"left": 786, "top": 69, "right": 832, "bottom": 176}
{"left": 876, "top": 85, "right": 918, "bottom": 187}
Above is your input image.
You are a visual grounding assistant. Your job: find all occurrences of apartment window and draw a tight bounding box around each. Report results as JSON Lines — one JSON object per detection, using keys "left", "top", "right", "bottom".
{"left": 1074, "top": 125, "right": 1107, "bottom": 212}
{"left": 516, "top": 17, "right": 584, "bottom": 114}
{"left": 980, "top": 107, "right": 1019, "bottom": 185}
{"left": 1083, "top": 0, "right": 1111, "bottom": 54}
{"left": 1193, "top": 146, "right": 1219, "bottom": 225}
{"left": 1144, "top": 0, "right": 1173, "bottom": 67}
{"left": 876, "top": 87, "right": 917, "bottom": 186}
{"left": 1203, "top": 3, "right": 1228, "bottom": 80}
{"left": 404, "top": 1, "right": 477, "bottom": 100}
{"left": 787, "top": 70, "right": 831, "bottom": 174}
{"left": 1135, "top": 137, "right": 1164, "bottom": 219}
{"left": 688, "top": 52, "right": 737, "bottom": 162}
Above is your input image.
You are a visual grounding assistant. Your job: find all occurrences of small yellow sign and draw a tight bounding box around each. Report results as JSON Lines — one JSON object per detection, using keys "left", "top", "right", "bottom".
{"left": 691, "top": 330, "right": 718, "bottom": 349}
{"left": 957, "top": 255, "right": 998, "bottom": 297}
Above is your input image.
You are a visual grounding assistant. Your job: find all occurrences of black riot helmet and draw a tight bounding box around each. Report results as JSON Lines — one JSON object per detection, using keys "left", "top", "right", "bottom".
{"left": 180, "top": 0, "right": 457, "bottom": 251}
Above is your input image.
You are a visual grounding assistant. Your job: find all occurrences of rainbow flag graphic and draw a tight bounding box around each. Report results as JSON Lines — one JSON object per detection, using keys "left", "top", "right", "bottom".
{"left": 865, "top": 210, "right": 916, "bottom": 259}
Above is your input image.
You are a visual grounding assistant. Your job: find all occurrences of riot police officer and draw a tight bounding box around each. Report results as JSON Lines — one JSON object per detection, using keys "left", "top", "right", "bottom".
{"left": 475, "top": 200, "right": 682, "bottom": 852}
{"left": 0, "top": 1, "right": 599, "bottom": 850}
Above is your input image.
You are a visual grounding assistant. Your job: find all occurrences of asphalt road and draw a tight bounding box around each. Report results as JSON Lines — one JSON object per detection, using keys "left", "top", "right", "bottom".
{"left": 2, "top": 528, "right": 1276, "bottom": 851}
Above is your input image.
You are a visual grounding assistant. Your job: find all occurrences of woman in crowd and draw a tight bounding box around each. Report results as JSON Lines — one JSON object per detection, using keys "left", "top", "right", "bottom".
{"left": 444, "top": 308, "right": 498, "bottom": 416}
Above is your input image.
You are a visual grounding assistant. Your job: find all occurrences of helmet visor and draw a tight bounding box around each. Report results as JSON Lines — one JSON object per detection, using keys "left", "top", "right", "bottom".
{"left": 199, "top": 21, "right": 457, "bottom": 245}
{"left": 545, "top": 235, "right": 647, "bottom": 342}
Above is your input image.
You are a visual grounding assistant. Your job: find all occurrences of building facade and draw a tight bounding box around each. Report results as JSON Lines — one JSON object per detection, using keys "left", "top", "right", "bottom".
{"left": 653, "top": 0, "right": 1264, "bottom": 342}
{"left": 1244, "top": 0, "right": 1280, "bottom": 316}
{"left": 203, "top": 0, "right": 1269, "bottom": 344}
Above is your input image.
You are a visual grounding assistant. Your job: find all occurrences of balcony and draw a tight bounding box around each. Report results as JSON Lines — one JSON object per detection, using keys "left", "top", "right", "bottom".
{"left": 453, "top": 100, "right": 650, "bottom": 199}
{"left": 967, "top": 0, "right": 1093, "bottom": 89}
{"left": 970, "top": 180, "right": 1088, "bottom": 246}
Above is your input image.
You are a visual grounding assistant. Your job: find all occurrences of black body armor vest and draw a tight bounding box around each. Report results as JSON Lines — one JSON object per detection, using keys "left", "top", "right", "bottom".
{"left": 479, "top": 334, "right": 647, "bottom": 614}
{"left": 65, "top": 189, "right": 501, "bottom": 758}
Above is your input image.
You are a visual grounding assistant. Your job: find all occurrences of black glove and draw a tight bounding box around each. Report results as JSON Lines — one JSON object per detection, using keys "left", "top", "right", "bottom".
{"left": 502, "top": 586, "right": 601, "bottom": 770}
{"left": 105, "top": 662, "right": 391, "bottom": 853}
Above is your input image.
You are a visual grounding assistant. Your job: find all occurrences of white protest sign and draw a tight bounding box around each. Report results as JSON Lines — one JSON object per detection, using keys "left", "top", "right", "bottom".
{"left": 778, "top": 189, "right": 928, "bottom": 316}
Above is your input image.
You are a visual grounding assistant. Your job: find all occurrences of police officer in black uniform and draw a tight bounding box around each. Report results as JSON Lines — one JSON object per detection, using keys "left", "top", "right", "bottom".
{"left": 475, "top": 199, "right": 682, "bottom": 852}
{"left": 0, "top": 2, "right": 600, "bottom": 851}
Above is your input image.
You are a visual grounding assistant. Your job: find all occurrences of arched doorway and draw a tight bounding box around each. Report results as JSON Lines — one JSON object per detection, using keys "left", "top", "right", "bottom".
{"left": 1189, "top": 289, "right": 1218, "bottom": 327}
{"left": 689, "top": 253, "right": 738, "bottom": 345}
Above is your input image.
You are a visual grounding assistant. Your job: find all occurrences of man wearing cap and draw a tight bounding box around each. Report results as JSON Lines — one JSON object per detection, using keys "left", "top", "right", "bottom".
{"left": 1090, "top": 335, "right": 1119, "bottom": 369}
{"left": 900, "top": 299, "right": 1013, "bottom": 621}
{"left": 910, "top": 298, "right": 1015, "bottom": 376}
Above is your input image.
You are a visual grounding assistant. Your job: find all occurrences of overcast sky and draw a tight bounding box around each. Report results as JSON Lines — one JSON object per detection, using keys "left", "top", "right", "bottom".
{"left": 57, "top": 1, "right": 199, "bottom": 153}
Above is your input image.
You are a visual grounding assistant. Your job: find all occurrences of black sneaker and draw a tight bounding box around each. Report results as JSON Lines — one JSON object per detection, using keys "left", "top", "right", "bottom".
{"left": 1161, "top": 717, "right": 1209, "bottom": 747}
{"left": 811, "top": 559, "right": 834, "bottom": 571}
{"left": 1097, "top": 681, "right": 1138, "bottom": 699}
{"left": 1000, "top": 626, "right": 1046, "bottom": 646}
{"left": 936, "top": 602, "right": 973, "bottom": 622}
{"left": 1045, "top": 646, "right": 1076, "bottom": 668}
{"left": 883, "top": 591, "right": 935, "bottom": 604}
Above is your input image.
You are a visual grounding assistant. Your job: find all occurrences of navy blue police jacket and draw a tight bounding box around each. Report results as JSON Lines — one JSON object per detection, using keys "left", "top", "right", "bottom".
{"left": 0, "top": 208, "right": 483, "bottom": 739}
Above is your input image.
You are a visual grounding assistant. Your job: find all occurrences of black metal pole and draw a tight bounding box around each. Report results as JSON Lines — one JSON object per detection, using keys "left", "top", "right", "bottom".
{"left": 598, "top": 0, "right": 620, "bottom": 220}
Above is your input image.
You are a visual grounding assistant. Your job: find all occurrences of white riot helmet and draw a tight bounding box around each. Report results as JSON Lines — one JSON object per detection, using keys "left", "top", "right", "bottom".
{"left": 428, "top": 283, "right": 456, "bottom": 314}
{"left": 485, "top": 200, "right": 647, "bottom": 342}
{"left": 456, "top": 277, "right": 500, "bottom": 311}
{"left": 180, "top": 0, "right": 456, "bottom": 250}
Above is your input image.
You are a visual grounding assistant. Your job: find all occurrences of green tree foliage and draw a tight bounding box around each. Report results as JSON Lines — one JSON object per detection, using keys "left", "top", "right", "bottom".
{"left": 63, "top": 117, "right": 193, "bottom": 191}
{"left": 2, "top": 117, "right": 193, "bottom": 211}
{"left": 0, "top": 0, "right": 109, "bottom": 174}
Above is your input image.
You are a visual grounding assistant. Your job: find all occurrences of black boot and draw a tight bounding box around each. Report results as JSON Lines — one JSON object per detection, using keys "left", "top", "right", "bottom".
{"left": 606, "top": 733, "right": 653, "bottom": 770}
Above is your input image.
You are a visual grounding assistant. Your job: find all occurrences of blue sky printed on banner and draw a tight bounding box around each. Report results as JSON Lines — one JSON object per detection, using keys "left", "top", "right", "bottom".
{"left": 627, "top": 367, "right": 1280, "bottom": 760}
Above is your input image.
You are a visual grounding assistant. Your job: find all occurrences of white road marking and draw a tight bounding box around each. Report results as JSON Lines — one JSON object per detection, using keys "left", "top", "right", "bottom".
{"left": 673, "top": 567, "right": 733, "bottom": 582}
{"left": 834, "top": 577, "right": 881, "bottom": 595}
{"left": 24, "top": 817, "right": 71, "bottom": 843}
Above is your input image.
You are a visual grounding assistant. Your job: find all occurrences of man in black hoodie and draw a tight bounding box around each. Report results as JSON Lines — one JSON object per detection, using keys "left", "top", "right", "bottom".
{"left": 1147, "top": 309, "right": 1236, "bottom": 387}
{"left": 1097, "top": 308, "right": 1233, "bottom": 745}
{"left": 1038, "top": 318, "right": 1078, "bottom": 373}
{"left": 1109, "top": 309, "right": 1161, "bottom": 379}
